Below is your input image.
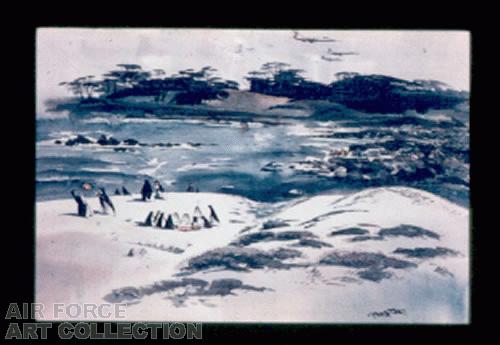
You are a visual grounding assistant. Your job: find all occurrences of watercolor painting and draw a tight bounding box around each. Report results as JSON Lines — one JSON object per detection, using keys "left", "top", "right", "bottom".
{"left": 36, "top": 29, "right": 470, "bottom": 323}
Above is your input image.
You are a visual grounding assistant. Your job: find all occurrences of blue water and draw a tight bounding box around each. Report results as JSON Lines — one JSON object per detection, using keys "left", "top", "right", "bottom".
{"left": 36, "top": 113, "right": 469, "bottom": 206}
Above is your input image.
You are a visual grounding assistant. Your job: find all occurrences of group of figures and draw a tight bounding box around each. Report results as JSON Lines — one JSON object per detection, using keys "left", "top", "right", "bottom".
{"left": 69, "top": 180, "right": 218, "bottom": 233}
{"left": 69, "top": 179, "right": 158, "bottom": 218}
{"left": 70, "top": 186, "right": 116, "bottom": 217}
{"left": 142, "top": 205, "right": 220, "bottom": 231}
{"left": 114, "top": 186, "right": 131, "bottom": 196}
{"left": 139, "top": 179, "right": 200, "bottom": 200}
{"left": 140, "top": 180, "right": 165, "bottom": 201}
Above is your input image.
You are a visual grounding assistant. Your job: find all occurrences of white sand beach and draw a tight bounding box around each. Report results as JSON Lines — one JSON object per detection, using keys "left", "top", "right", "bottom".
{"left": 36, "top": 187, "right": 469, "bottom": 323}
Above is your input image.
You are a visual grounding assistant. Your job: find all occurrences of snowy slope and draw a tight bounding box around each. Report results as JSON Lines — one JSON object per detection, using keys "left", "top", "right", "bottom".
{"left": 36, "top": 187, "right": 469, "bottom": 323}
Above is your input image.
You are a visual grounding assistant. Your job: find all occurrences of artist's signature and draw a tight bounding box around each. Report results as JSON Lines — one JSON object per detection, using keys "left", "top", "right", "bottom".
{"left": 367, "top": 308, "right": 406, "bottom": 319}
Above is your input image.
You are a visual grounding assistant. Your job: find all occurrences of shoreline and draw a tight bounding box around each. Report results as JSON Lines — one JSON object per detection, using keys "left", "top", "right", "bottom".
{"left": 44, "top": 89, "right": 469, "bottom": 124}
{"left": 36, "top": 181, "right": 469, "bottom": 209}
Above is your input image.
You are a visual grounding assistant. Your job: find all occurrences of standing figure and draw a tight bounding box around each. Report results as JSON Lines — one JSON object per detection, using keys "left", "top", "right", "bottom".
{"left": 193, "top": 206, "right": 203, "bottom": 219}
{"left": 70, "top": 190, "right": 93, "bottom": 218}
{"left": 173, "top": 212, "right": 181, "bottom": 228}
{"left": 202, "top": 216, "right": 212, "bottom": 229}
{"left": 180, "top": 213, "right": 192, "bottom": 231}
{"left": 208, "top": 205, "right": 220, "bottom": 223}
{"left": 122, "top": 186, "right": 131, "bottom": 195}
{"left": 97, "top": 188, "right": 115, "bottom": 215}
{"left": 143, "top": 211, "right": 154, "bottom": 226}
{"left": 164, "top": 214, "right": 175, "bottom": 230}
{"left": 153, "top": 180, "right": 165, "bottom": 200}
{"left": 152, "top": 210, "right": 161, "bottom": 224}
{"left": 141, "top": 180, "right": 153, "bottom": 201}
{"left": 155, "top": 212, "right": 164, "bottom": 228}
{"left": 192, "top": 206, "right": 204, "bottom": 229}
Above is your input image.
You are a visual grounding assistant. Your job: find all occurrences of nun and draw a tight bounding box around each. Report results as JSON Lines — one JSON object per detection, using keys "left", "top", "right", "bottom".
{"left": 70, "top": 190, "right": 93, "bottom": 218}
{"left": 141, "top": 180, "right": 153, "bottom": 201}
{"left": 143, "top": 211, "right": 154, "bottom": 226}
{"left": 208, "top": 205, "right": 220, "bottom": 223}
{"left": 97, "top": 187, "right": 115, "bottom": 215}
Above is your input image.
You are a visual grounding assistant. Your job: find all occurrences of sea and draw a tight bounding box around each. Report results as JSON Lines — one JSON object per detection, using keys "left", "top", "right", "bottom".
{"left": 36, "top": 112, "right": 469, "bottom": 207}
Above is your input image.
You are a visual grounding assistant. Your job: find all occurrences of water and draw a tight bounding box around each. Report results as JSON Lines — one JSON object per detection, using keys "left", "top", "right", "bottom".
{"left": 36, "top": 113, "right": 469, "bottom": 206}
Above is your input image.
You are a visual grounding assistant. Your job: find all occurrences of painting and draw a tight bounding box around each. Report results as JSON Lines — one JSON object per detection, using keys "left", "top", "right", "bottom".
{"left": 36, "top": 28, "right": 470, "bottom": 323}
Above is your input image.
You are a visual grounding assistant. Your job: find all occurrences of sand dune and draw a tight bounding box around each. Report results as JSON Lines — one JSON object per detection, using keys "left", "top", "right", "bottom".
{"left": 36, "top": 187, "right": 469, "bottom": 323}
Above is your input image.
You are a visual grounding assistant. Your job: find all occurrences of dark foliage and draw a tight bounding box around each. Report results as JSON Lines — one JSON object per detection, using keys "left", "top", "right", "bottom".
{"left": 245, "top": 64, "right": 468, "bottom": 114}
{"left": 61, "top": 64, "right": 239, "bottom": 106}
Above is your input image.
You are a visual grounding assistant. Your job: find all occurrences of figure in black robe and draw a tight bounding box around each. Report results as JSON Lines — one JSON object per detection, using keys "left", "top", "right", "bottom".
{"left": 144, "top": 211, "right": 154, "bottom": 226}
{"left": 115, "top": 188, "right": 121, "bottom": 195}
{"left": 164, "top": 214, "right": 175, "bottom": 230}
{"left": 155, "top": 212, "right": 164, "bottom": 228}
{"left": 152, "top": 210, "right": 161, "bottom": 224}
{"left": 97, "top": 188, "right": 115, "bottom": 214}
{"left": 202, "top": 216, "right": 212, "bottom": 228}
{"left": 71, "top": 190, "right": 91, "bottom": 217}
{"left": 208, "top": 205, "right": 220, "bottom": 223}
{"left": 141, "top": 180, "right": 153, "bottom": 201}
{"left": 122, "top": 186, "right": 131, "bottom": 195}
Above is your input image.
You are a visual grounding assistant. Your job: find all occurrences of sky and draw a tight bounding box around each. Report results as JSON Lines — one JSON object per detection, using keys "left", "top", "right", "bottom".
{"left": 36, "top": 28, "right": 470, "bottom": 114}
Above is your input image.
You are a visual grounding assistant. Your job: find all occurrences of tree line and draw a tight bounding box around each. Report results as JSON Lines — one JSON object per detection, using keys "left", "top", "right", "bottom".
{"left": 60, "top": 62, "right": 468, "bottom": 113}
{"left": 59, "top": 64, "right": 239, "bottom": 105}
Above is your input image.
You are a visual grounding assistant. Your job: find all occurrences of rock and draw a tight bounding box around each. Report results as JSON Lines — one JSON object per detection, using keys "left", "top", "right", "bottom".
{"left": 97, "top": 135, "right": 120, "bottom": 146}
{"left": 393, "top": 247, "right": 459, "bottom": 259}
{"left": 105, "top": 287, "right": 142, "bottom": 303}
{"left": 358, "top": 268, "right": 393, "bottom": 282}
{"left": 261, "top": 162, "right": 283, "bottom": 172}
{"left": 378, "top": 225, "right": 440, "bottom": 240}
{"left": 232, "top": 232, "right": 275, "bottom": 246}
{"left": 123, "top": 138, "right": 139, "bottom": 146}
{"left": 329, "top": 228, "right": 369, "bottom": 237}
{"left": 292, "top": 239, "right": 333, "bottom": 249}
{"left": 319, "top": 250, "right": 417, "bottom": 282}
{"left": 204, "top": 279, "right": 243, "bottom": 296}
{"left": 185, "top": 247, "right": 302, "bottom": 272}
{"left": 65, "top": 135, "right": 93, "bottom": 146}
{"left": 350, "top": 235, "right": 384, "bottom": 242}
{"left": 275, "top": 231, "right": 316, "bottom": 241}
{"left": 262, "top": 219, "right": 290, "bottom": 230}
{"left": 109, "top": 137, "right": 120, "bottom": 145}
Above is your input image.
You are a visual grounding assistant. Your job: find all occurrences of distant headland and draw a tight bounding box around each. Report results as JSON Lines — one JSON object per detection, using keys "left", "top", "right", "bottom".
{"left": 46, "top": 62, "right": 469, "bottom": 120}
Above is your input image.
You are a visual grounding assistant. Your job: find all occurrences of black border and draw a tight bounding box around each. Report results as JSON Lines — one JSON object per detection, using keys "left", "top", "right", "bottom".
{"left": 4, "top": 13, "right": 482, "bottom": 340}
